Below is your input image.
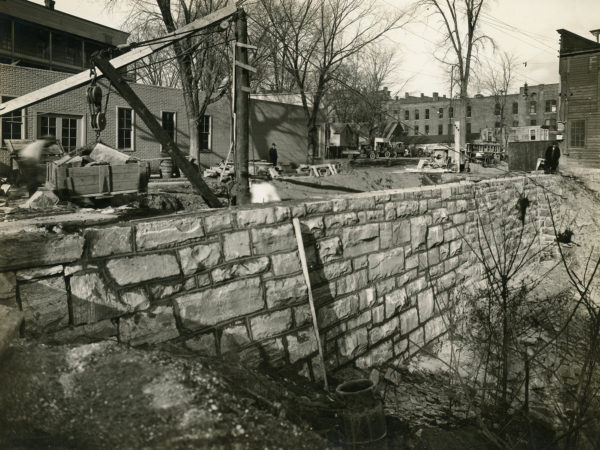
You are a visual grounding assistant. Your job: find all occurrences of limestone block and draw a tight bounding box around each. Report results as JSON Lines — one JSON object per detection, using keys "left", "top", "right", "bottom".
{"left": 399, "top": 307, "right": 419, "bottom": 334}
{"left": 396, "top": 201, "right": 419, "bottom": 217}
{"left": 300, "top": 217, "right": 325, "bottom": 239}
{"left": 150, "top": 281, "right": 183, "bottom": 300}
{"left": 237, "top": 208, "right": 276, "bottom": 227}
{"left": 294, "top": 304, "right": 312, "bottom": 327}
{"left": 173, "top": 277, "right": 263, "bottom": 330}
{"left": 286, "top": 330, "right": 318, "bottom": 363}
{"left": 427, "top": 247, "right": 441, "bottom": 266}
{"left": 223, "top": 230, "right": 251, "bottom": 261}
{"left": 250, "top": 309, "right": 293, "bottom": 340}
{"left": 409, "top": 328, "right": 425, "bottom": 354}
{"left": 347, "top": 310, "right": 371, "bottom": 329}
{"left": 368, "top": 248, "right": 404, "bottom": 281}
{"left": 0, "top": 271, "right": 16, "bottom": 303}
{"left": 336, "top": 270, "right": 368, "bottom": 296}
{"left": 184, "top": 277, "right": 196, "bottom": 290}
{"left": 432, "top": 208, "right": 449, "bottom": 224}
{"left": 0, "top": 232, "right": 84, "bottom": 271}
{"left": 203, "top": 212, "right": 233, "bottom": 234}
{"left": 121, "top": 287, "right": 150, "bottom": 312}
{"left": 410, "top": 216, "right": 428, "bottom": 252}
{"left": 325, "top": 322, "right": 347, "bottom": 341}
{"left": 321, "top": 260, "right": 353, "bottom": 280}
{"left": 0, "top": 305, "right": 23, "bottom": 357}
{"left": 85, "top": 226, "right": 132, "bottom": 258}
{"left": 211, "top": 257, "right": 270, "bottom": 283}
{"left": 444, "top": 227, "right": 461, "bottom": 242}
{"left": 197, "top": 273, "right": 211, "bottom": 288}
{"left": 353, "top": 255, "right": 368, "bottom": 270}
{"left": 379, "top": 223, "right": 392, "bottom": 249}
{"left": 305, "top": 201, "right": 333, "bottom": 215}
{"left": 428, "top": 198, "right": 442, "bottom": 210}
{"left": 359, "top": 287, "right": 376, "bottom": 310}
{"left": 136, "top": 216, "right": 204, "bottom": 250}
{"left": 46, "top": 319, "right": 117, "bottom": 345}
{"left": 265, "top": 274, "right": 307, "bottom": 308}
{"left": 355, "top": 340, "right": 393, "bottom": 369}
{"left": 444, "top": 256, "right": 460, "bottom": 272}
{"left": 178, "top": 242, "right": 221, "bottom": 276}
{"left": 392, "top": 220, "right": 411, "bottom": 246}
{"left": 341, "top": 224, "right": 380, "bottom": 257}
{"left": 385, "top": 287, "right": 407, "bottom": 318}
{"left": 347, "top": 197, "right": 376, "bottom": 211}
{"left": 417, "top": 289, "right": 435, "bottom": 322}
{"left": 119, "top": 305, "right": 179, "bottom": 346}
{"left": 394, "top": 338, "right": 408, "bottom": 357}
{"left": 106, "top": 253, "right": 180, "bottom": 285}
{"left": 405, "top": 254, "right": 419, "bottom": 270}
{"left": 419, "top": 200, "right": 428, "bottom": 214}
{"left": 366, "top": 210, "right": 385, "bottom": 222}
{"left": 376, "top": 278, "right": 396, "bottom": 297}
{"left": 452, "top": 213, "right": 467, "bottom": 225}
{"left": 271, "top": 251, "right": 302, "bottom": 276}
{"left": 331, "top": 198, "right": 347, "bottom": 212}
{"left": 251, "top": 224, "right": 295, "bottom": 255}
{"left": 405, "top": 276, "right": 427, "bottom": 297}
{"left": 17, "top": 265, "right": 63, "bottom": 281}
{"left": 317, "top": 294, "right": 359, "bottom": 328}
{"left": 324, "top": 212, "right": 359, "bottom": 229}
{"left": 338, "top": 327, "right": 368, "bottom": 361}
{"left": 185, "top": 333, "right": 217, "bottom": 356}
{"left": 372, "top": 305, "right": 385, "bottom": 324}
{"left": 20, "top": 275, "right": 68, "bottom": 334}
{"left": 436, "top": 271, "right": 456, "bottom": 291}
{"left": 236, "top": 339, "right": 286, "bottom": 369}
{"left": 70, "top": 272, "right": 128, "bottom": 325}
{"left": 384, "top": 203, "right": 397, "bottom": 221}
{"left": 291, "top": 205, "right": 306, "bottom": 217}
{"left": 369, "top": 317, "right": 399, "bottom": 345}
{"left": 221, "top": 323, "right": 251, "bottom": 354}
{"left": 427, "top": 225, "right": 444, "bottom": 248}
{"left": 316, "top": 237, "right": 342, "bottom": 263}
{"left": 424, "top": 316, "right": 446, "bottom": 342}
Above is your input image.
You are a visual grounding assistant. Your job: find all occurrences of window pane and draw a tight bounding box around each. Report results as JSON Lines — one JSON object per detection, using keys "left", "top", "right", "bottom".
{"left": 117, "top": 108, "right": 133, "bottom": 149}
{"left": 199, "top": 115, "right": 210, "bottom": 150}
{"left": 61, "top": 118, "right": 77, "bottom": 150}
{"left": 14, "top": 21, "right": 49, "bottom": 59}
{"left": 0, "top": 17, "right": 11, "bottom": 52}
{"left": 53, "top": 32, "right": 82, "bottom": 67}
{"left": 512, "top": 102, "right": 518, "bottom": 114}
{"left": 162, "top": 112, "right": 175, "bottom": 141}
{"left": 1, "top": 96, "right": 22, "bottom": 146}
{"left": 41, "top": 116, "right": 57, "bottom": 138}
{"left": 570, "top": 120, "right": 585, "bottom": 147}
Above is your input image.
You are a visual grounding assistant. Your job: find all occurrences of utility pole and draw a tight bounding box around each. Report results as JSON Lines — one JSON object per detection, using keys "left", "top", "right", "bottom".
{"left": 92, "top": 55, "right": 222, "bottom": 208}
{"left": 234, "top": 10, "right": 251, "bottom": 204}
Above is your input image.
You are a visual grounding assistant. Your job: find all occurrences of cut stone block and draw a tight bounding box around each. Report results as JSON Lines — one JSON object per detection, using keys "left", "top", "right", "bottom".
{"left": 119, "top": 305, "right": 179, "bottom": 346}
{"left": 20, "top": 275, "right": 68, "bottom": 334}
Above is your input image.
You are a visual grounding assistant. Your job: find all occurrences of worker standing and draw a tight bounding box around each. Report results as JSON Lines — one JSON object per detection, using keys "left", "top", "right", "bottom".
{"left": 269, "top": 142, "right": 278, "bottom": 166}
{"left": 544, "top": 141, "right": 561, "bottom": 174}
{"left": 18, "top": 135, "right": 55, "bottom": 195}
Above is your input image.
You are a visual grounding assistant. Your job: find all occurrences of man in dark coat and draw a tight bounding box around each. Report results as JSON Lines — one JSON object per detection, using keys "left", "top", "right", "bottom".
{"left": 544, "top": 141, "right": 561, "bottom": 174}
{"left": 269, "top": 143, "right": 278, "bottom": 166}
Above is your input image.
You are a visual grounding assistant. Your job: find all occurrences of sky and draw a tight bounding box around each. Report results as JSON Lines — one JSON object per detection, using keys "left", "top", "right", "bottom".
{"left": 29, "top": 0, "right": 600, "bottom": 97}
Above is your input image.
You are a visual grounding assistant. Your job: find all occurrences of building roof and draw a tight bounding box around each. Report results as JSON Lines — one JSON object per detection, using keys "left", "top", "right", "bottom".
{"left": 0, "top": 0, "right": 129, "bottom": 45}
{"left": 557, "top": 29, "right": 600, "bottom": 57}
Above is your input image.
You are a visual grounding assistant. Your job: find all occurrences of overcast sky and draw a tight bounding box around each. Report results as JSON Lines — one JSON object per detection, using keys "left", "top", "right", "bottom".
{"left": 30, "top": 0, "right": 600, "bottom": 97}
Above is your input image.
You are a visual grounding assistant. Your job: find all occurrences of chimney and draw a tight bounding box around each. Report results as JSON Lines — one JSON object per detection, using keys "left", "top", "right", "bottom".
{"left": 591, "top": 29, "right": 600, "bottom": 42}
{"left": 433, "top": 92, "right": 439, "bottom": 101}
{"left": 420, "top": 93, "right": 424, "bottom": 98}
{"left": 405, "top": 92, "right": 409, "bottom": 98}
{"left": 45, "top": 0, "right": 56, "bottom": 10}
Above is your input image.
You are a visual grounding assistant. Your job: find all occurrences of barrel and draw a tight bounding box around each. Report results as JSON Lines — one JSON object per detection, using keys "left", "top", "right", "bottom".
{"left": 159, "top": 158, "right": 173, "bottom": 179}
{"left": 336, "top": 379, "right": 387, "bottom": 447}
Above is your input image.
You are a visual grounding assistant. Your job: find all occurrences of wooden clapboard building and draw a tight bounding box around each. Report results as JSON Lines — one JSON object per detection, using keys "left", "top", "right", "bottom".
{"left": 558, "top": 29, "right": 600, "bottom": 166}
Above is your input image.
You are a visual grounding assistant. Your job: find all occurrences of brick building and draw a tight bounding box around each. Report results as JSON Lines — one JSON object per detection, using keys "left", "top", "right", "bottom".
{"left": 384, "top": 84, "right": 559, "bottom": 145}
{"left": 0, "top": 0, "right": 320, "bottom": 169}
{"left": 557, "top": 29, "right": 600, "bottom": 166}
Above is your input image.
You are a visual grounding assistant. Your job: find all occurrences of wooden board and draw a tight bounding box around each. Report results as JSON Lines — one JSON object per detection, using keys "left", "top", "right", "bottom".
{"left": 0, "top": 5, "right": 237, "bottom": 117}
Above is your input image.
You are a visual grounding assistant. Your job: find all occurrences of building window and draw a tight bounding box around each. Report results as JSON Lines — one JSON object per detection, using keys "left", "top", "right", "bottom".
{"left": 529, "top": 101, "right": 537, "bottom": 114}
{"left": 545, "top": 100, "right": 557, "bottom": 113}
{"left": 61, "top": 118, "right": 78, "bottom": 151}
{"left": 529, "top": 129, "right": 536, "bottom": 141}
{"left": 162, "top": 112, "right": 176, "bottom": 142}
{"left": 530, "top": 119, "right": 537, "bottom": 126}
{"left": 117, "top": 107, "right": 134, "bottom": 150}
{"left": 438, "top": 124, "right": 443, "bottom": 135}
{"left": 38, "top": 115, "right": 81, "bottom": 151}
{"left": 52, "top": 32, "right": 83, "bottom": 67}
{"left": 570, "top": 119, "right": 585, "bottom": 147}
{"left": 1, "top": 96, "right": 23, "bottom": 147}
{"left": 466, "top": 122, "right": 471, "bottom": 134}
{"left": 199, "top": 115, "right": 211, "bottom": 151}
{"left": 414, "top": 109, "right": 420, "bottom": 120}
{"left": 414, "top": 125, "right": 419, "bottom": 135}
{"left": 494, "top": 103, "right": 501, "bottom": 115}
{"left": 466, "top": 105, "right": 471, "bottom": 118}
{"left": 449, "top": 106, "right": 454, "bottom": 118}
{"left": 544, "top": 118, "right": 557, "bottom": 129}
{"left": 40, "top": 116, "right": 57, "bottom": 137}
{"left": 438, "top": 108, "right": 444, "bottom": 118}
{"left": 512, "top": 102, "right": 518, "bottom": 114}
{"left": 512, "top": 120, "right": 519, "bottom": 127}
{"left": 404, "top": 110, "right": 409, "bottom": 120}
{"left": 424, "top": 125, "right": 430, "bottom": 134}
{"left": 0, "top": 17, "right": 11, "bottom": 52}
{"left": 425, "top": 109, "right": 430, "bottom": 119}
{"left": 14, "top": 21, "right": 49, "bottom": 59}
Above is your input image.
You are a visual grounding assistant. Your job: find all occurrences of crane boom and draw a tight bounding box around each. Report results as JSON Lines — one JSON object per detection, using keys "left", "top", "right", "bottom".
{"left": 0, "top": 4, "right": 236, "bottom": 116}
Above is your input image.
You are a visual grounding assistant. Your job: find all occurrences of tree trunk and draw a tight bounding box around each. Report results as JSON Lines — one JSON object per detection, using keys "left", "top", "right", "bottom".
{"left": 307, "top": 123, "right": 318, "bottom": 165}
{"left": 188, "top": 115, "right": 200, "bottom": 162}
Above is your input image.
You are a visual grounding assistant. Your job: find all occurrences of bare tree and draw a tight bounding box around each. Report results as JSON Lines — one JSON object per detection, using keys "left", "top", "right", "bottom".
{"left": 128, "top": 26, "right": 180, "bottom": 88}
{"left": 106, "top": 0, "right": 232, "bottom": 162}
{"left": 251, "top": 0, "right": 408, "bottom": 163}
{"left": 419, "top": 0, "right": 492, "bottom": 145}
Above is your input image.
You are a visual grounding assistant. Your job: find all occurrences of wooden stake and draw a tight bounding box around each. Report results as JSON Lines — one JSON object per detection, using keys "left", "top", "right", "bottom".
{"left": 292, "top": 217, "right": 329, "bottom": 391}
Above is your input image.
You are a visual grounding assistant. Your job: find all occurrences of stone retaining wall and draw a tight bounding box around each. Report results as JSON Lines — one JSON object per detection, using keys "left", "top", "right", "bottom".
{"left": 0, "top": 175, "right": 563, "bottom": 381}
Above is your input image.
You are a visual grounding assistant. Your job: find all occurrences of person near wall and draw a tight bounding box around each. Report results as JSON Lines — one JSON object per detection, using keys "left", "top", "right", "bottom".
{"left": 18, "top": 135, "right": 55, "bottom": 195}
{"left": 544, "top": 141, "right": 561, "bottom": 174}
{"left": 269, "top": 142, "right": 278, "bottom": 166}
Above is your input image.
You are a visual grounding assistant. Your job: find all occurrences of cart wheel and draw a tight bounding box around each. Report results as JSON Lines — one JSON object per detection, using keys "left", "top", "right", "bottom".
{"left": 369, "top": 151, "right": 377, "bottom": 160}
{"left": 384, "top": 150, "right": 391, "bottom": 158}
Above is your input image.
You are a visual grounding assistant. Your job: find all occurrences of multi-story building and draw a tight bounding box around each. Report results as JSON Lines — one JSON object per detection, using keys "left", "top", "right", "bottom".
{"left": 383, "top": 84, "right": 559, "bottom": 145}
{"left": 557, "top": 29, "right": 600, "bottom": 166}
{"left": 0, "top": 0, "right": 321, "bottom": 170}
